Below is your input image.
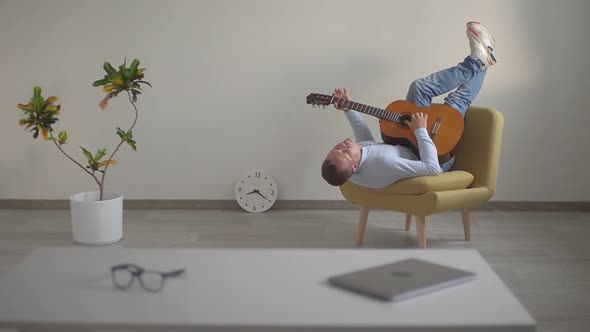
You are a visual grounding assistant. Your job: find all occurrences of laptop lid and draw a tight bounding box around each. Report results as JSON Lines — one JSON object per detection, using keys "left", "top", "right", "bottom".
{"left": 328, "top": 258, "right": 476, "bottom": 301}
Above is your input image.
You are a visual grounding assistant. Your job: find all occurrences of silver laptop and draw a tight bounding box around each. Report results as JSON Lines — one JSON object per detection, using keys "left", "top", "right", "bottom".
{"left": 328, "top": 258, "right": 476, "bottom": 301}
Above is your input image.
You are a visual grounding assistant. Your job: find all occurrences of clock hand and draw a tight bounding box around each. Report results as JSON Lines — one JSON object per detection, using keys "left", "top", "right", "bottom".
{"left": 245, "top": 190, "right": 256, "bottom": 195}
{"left": 255, "top": 190, "right": 268, "bottom": 200}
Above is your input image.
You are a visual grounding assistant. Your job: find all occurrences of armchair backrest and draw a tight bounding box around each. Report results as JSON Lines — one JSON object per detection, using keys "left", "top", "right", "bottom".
{"left": 452, "top": 106, "right": 504, "bottom": 192}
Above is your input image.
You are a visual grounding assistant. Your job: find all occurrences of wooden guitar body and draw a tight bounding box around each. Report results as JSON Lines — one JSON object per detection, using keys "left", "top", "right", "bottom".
{"left": 379, "top": 100, "right": 464, "bottom": 156}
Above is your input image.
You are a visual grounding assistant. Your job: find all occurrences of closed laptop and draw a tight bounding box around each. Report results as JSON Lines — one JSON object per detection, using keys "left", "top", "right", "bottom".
{"left": 328, "top": 258, "right": 476, "bottom": 301}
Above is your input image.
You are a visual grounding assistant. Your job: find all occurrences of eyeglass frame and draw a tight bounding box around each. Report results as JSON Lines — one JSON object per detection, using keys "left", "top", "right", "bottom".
{"left": 110, "top": 263, "right": 186, "bottom": 292}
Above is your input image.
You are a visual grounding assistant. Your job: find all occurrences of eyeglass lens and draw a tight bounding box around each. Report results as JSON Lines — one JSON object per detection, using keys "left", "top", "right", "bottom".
{"left": 112, "top": 268, "right": 134, "bottom": 289}
{"left": 138, "top": 272, "right": 165, "bottom": 292}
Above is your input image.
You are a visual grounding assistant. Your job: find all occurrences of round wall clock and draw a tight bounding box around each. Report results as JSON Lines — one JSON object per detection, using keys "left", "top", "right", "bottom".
{"left": 234, "top": 169, "right": 278, "bottom": 213}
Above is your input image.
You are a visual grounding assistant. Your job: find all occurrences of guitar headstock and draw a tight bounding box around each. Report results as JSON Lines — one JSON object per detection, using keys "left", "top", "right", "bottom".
{"left": 306, "top": 93, "right": 333, "bottom": 109}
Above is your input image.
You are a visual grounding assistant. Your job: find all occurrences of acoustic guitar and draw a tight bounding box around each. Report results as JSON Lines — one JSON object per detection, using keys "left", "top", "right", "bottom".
{"left": 306, "top": 93, "right": 464, "bottom": 158}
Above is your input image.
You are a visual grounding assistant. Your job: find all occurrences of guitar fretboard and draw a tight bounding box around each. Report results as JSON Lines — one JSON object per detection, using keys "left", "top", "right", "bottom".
{"left": 332, "top": 96, "right": 404, "bottom": 123}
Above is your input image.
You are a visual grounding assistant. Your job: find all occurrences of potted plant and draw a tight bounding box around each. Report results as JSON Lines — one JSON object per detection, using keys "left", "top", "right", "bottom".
{"left": 17, "top": 58, "right": 151, "bottom": 245}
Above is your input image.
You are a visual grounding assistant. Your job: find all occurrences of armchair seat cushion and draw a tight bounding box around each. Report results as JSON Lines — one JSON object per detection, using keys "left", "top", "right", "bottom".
{"left": 347, "top": 170, "right": 475, "bottom": 195}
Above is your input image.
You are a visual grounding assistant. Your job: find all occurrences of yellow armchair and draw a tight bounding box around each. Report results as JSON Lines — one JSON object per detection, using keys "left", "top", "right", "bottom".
{"left": 340, "top": 106, "right": 504, "bottom": 248}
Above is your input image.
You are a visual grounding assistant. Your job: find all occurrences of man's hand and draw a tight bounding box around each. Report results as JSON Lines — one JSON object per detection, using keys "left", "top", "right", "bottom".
{"left": 405, "top": 112, "right": 428, "bottom": 131}
{"left": 332, "top": 88, "right": 350, "bottom": 112}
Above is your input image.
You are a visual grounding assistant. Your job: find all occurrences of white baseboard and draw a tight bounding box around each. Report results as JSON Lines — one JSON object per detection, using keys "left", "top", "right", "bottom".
{"left": 0, "top": 199, "right": 589, "bottom": 211}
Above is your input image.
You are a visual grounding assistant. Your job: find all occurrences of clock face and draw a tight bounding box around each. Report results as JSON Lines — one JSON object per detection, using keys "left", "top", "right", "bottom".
{"left": 234, "top": 170, "right": 278, "bottom": 213}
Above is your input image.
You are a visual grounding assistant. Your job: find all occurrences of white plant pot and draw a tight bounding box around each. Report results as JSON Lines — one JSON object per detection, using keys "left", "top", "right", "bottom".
{"left": 70, "top": 191, "right": 123, "bottom": 245}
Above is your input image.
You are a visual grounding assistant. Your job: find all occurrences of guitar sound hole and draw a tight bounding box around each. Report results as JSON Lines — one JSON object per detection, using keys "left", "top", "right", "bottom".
{"left": 399, "top": 115, "right": 411, "bottom": 128}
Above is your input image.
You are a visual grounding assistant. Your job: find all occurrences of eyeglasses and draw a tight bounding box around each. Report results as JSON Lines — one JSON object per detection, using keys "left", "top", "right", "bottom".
{"left": 110, "top": 264, "right": 186, "bottom": 292}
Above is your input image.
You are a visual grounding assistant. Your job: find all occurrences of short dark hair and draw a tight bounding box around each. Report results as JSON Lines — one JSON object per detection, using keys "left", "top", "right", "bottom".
{"left": 321, "top": 158, "right": 353, "bottom": 186}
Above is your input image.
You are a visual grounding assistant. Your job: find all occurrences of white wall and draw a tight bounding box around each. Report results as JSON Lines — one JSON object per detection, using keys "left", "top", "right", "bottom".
{"left": 1, "top": 0, "right": 589, "bottom": 201}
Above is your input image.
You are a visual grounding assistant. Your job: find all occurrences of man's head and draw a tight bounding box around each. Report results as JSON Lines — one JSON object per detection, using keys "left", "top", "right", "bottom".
{"left": 321, "top": 138, "right": 362, "bottom": 186}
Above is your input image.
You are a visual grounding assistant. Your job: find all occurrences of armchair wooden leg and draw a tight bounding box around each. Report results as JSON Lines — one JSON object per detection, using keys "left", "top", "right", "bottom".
{"left": 405, "top": 214, "right": 412, "bottom": 231}
{"left": 356, "top": 206, "right": 369, "bottom": 246}
{"left": 415, "top": 216, "right": 426, "bottom": 249}
{"left": 461, "top": 208, "right": 471, "bottom": 241}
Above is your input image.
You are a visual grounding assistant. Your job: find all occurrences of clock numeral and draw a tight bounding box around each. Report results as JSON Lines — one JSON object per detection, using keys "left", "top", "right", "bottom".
{"left": 271, "top": 190, "right": 275, "bottom": 196}
{"left": 252, "top": 206, "right": 257, "bottom": 211}
{"left": 238, "top": 187, "right": 242, "bottom": 192}
{"left": 255, "top": 172, "right": 261, "bottom": 178}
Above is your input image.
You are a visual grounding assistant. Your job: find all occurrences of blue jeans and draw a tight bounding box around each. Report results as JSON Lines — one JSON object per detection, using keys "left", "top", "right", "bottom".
{"left": 405, "top": 56, "right": 487, "bottom": 171}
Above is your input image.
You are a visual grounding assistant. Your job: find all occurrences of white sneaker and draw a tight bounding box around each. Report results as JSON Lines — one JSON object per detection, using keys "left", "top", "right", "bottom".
{"left": 466, "top": 21, "right": 497, "bottom": 68}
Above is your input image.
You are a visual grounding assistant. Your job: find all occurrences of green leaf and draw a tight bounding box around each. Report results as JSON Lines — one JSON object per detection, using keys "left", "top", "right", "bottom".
{"left": 46, "top": 137, "right": 58, "bottom": 142}
{"left": 116, "top": 127, "right": 126, "bottom": 139}
{"left": 58, "top": 130, "right": 68, "bottom": 143}
{"left": 127, "top": 139, "right": 137, "bottom": 151}
{"left": 32, "top": 86, "right": 43, "bottom": 110}
{"left": 103, "top": 62, "right": 117, "bottom": 75}
{"left": 33, "top": 86, "right": 41, "bottom": 99}
{"left": 92, "top": 78, "right": 108, "bottom": 87}
{"left": 120, "top": 69, "right": 130, "bottom": 82}
{"left": 81, "top": 147, "right": 93, "bottom": 162}
{"left": 94, "top": 148, "right": 107, "bottom": 162}
{"left": 116, "top": 127, "right": 137, "bottom": 151}
{"left": 129, "top": 59, "right": 140, "bottom": 77}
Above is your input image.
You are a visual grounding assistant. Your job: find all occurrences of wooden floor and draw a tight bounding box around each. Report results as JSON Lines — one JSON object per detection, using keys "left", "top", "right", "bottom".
{"left": 1, "top": 209, "right": 589, "bottom": 332}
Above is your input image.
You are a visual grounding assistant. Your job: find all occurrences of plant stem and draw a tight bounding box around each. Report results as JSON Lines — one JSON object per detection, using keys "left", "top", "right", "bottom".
{"left": 51, "top": 136, "right": 102, "bottom": 189}
{"left": 98, "top": 90, "right": 139, "bottom": 200}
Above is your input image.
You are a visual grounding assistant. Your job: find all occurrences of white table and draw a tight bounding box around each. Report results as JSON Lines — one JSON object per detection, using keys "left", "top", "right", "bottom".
{"left": 0, "top": 248, "right": 535, "bottom": 331}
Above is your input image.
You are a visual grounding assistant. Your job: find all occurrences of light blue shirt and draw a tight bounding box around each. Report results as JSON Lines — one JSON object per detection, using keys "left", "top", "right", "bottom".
{"left": 345, "top": 110, "right": 443, "bottom": 189}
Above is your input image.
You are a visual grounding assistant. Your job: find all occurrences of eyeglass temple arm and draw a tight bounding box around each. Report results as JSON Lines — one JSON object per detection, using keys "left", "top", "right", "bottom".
{"left": 164, "top": 268, "right": 186, "bottom": 277}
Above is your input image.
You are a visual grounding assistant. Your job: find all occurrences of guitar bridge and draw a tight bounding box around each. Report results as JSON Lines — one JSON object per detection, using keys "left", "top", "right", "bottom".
{"left": 430, "top": 117, "right": 443, "bottom": 138}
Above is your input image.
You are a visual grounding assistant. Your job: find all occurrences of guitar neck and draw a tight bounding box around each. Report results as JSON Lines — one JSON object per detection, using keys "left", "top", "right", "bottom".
{"left": 331, "top": 97, "right": 404, "bottom": 123}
